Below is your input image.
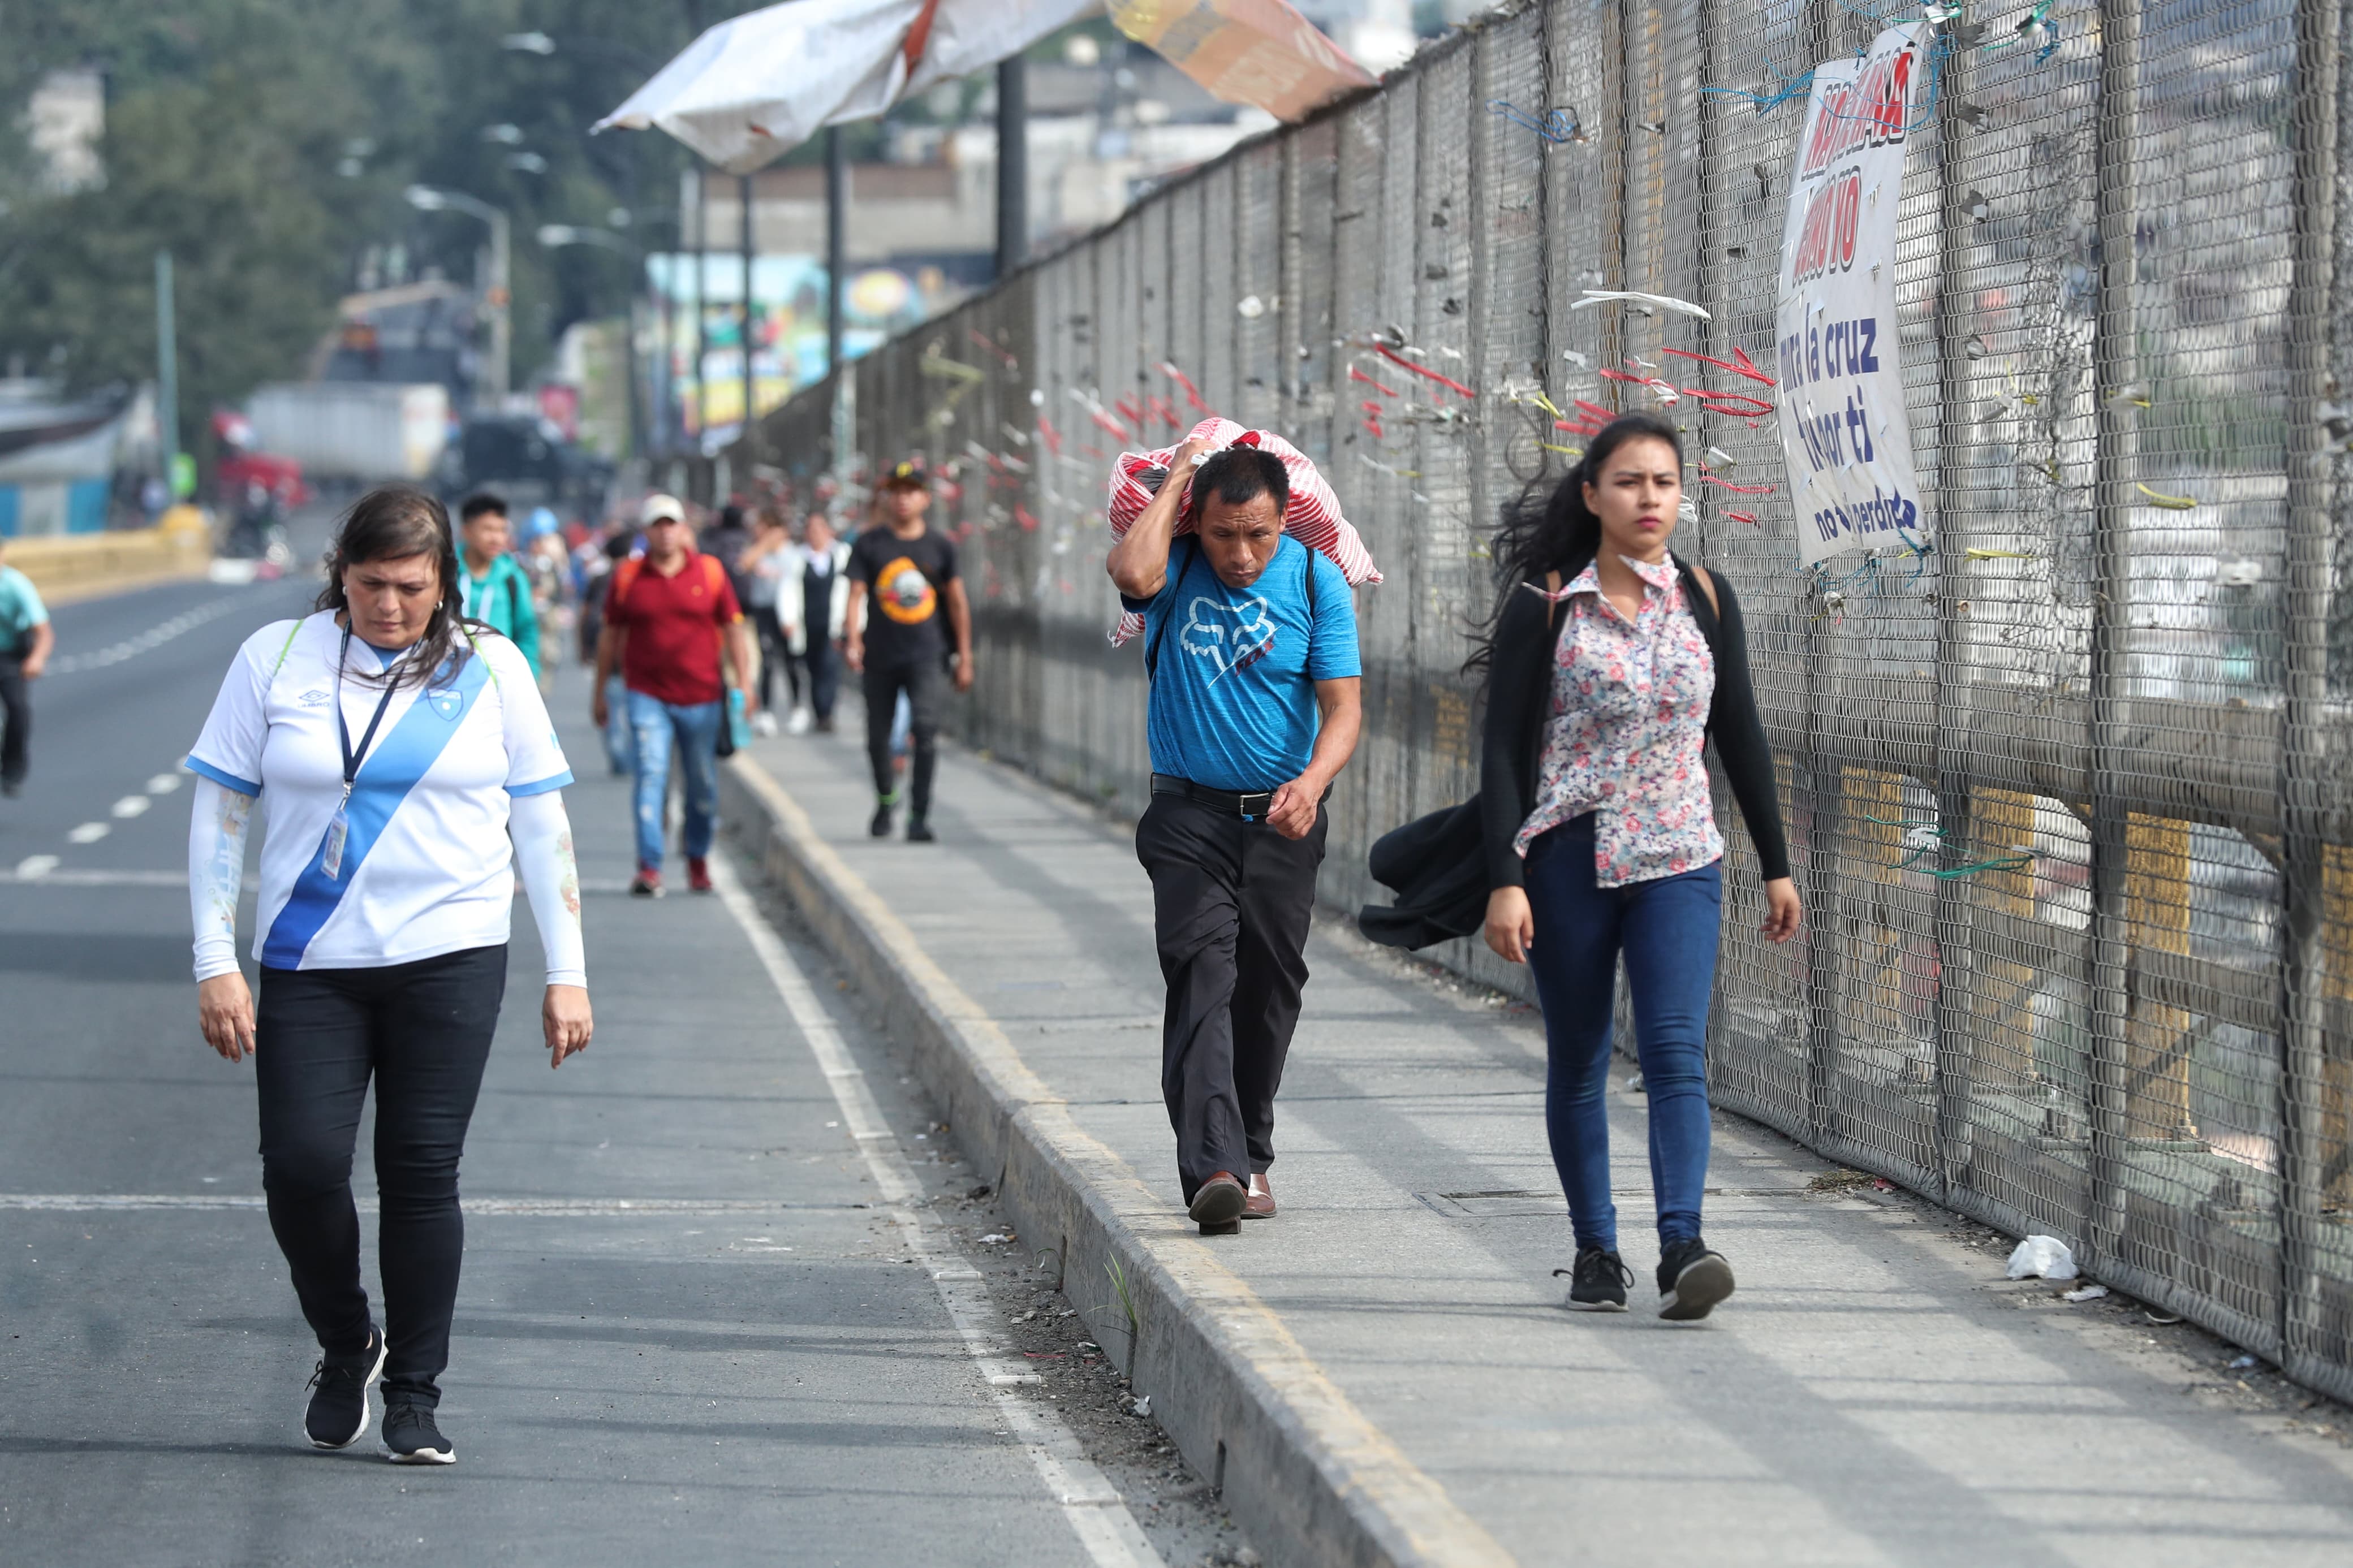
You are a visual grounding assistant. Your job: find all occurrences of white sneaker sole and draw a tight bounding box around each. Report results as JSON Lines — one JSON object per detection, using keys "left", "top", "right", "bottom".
{"left": 302, "top": 1333, "right": 387, "bottom": 1450}
{"left": 1562, "top": 1295, "right": 1629, "bottom": 1313}
{"left": 386, "top": 1436, "right": 457, "bottom": 1466}
{"left": 1660, "top": 1254, "right": 1736, "bottom": 1321}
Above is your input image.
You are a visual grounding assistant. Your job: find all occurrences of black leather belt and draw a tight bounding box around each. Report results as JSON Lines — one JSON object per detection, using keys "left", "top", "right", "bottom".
{"left": 1152, "top": 773, "right": 1275, "bottom": 822}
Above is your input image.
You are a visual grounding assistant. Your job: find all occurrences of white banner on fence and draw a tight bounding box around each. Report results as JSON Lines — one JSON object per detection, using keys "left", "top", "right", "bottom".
{"left": 1775, "top": 22, "right": 1927, "bottom": 567}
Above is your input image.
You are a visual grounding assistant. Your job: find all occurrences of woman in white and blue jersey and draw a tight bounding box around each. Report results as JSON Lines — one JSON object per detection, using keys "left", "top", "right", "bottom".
{"left": 185, "top": 487, "right": 592, "bottom": 1466}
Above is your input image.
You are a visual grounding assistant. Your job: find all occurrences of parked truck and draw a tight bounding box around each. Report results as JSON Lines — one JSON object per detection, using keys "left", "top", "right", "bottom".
{"left": 244, "top": 382, "right": 449, "bottom": 485}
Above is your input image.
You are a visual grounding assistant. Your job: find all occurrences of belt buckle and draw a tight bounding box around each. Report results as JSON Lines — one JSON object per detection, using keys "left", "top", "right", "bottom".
{"left": 1238, "top": 791, "right": 1273, "bottom": 821}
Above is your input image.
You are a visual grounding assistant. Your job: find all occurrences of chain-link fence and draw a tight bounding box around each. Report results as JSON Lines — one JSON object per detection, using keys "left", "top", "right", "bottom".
{"left": 736, "top": 0, "right": 2353, "bottom": 1402}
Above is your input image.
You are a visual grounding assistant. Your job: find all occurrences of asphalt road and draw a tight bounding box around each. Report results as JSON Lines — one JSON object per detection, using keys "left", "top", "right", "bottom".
{"left": 0, "top": 551, "right": 1183, "bottom": 1567}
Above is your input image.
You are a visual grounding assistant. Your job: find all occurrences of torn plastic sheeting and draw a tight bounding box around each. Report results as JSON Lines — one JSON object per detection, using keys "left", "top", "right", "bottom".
{"left": 2005, "top": 1234, "right": 2079, "bottom": 1281}
{"left": 595, "top": 0, "right": 1098, "bottom": 174}
{"left": 1107, "top": 0, "right": 1376, "bottom": 123}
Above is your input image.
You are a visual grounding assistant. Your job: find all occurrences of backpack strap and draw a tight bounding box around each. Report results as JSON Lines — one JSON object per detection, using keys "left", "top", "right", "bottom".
{"left": 609, "top": 555, "right": 643, "bottom": 616}
{"left": 268, "top": 616, "right": 304, "bottom": 683}
{"left": 457, "top": 621, "right": 502, "bottom": 692}
{"left": 1143, "top": 538, "right": 1200, "bottom": 682}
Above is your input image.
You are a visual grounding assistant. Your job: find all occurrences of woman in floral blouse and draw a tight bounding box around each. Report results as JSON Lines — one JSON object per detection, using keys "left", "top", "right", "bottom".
{"left": 1473, "top": 411, "right": 1801, "bottom": 1319}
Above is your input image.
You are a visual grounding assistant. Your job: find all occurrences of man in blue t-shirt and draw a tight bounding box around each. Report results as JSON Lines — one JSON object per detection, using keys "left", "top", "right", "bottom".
{"left": 0, "top": 535, "right": 56, "bottom": 798}
{"left": 1107, "top": 436, "right": 1363, "bottom": 1234}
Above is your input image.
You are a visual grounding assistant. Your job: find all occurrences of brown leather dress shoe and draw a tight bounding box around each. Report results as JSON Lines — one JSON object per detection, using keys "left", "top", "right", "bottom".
{"left": 1188, "top": 1171, "right": 1247, "bottom": 1231}
{"left": 1243, "top": 1172, "right": 1275, "bottom": 1219}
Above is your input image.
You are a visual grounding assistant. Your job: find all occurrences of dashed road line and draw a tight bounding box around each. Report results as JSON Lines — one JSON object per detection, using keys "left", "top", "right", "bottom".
{"left": 46, "top": 591, "right": 265, "bottom": 676}
{"left": 708, "top": 849, "right": 1166, "bottom": 1568}
{"left": 64, "top": 823, "right": 109, "bottom": 844}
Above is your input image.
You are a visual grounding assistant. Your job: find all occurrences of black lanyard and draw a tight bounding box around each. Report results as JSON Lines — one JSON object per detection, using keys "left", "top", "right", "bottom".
{"left": 335, "top": 627, "right": 407, "bottom": 800}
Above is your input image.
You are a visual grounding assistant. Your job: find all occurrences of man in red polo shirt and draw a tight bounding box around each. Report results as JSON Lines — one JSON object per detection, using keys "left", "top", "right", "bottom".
{"left": 592, "top": 494, "right": 760, "bottom": 896}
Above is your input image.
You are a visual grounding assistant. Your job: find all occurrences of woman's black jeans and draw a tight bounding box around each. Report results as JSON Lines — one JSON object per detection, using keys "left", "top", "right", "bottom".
{"left": 255, "top": 945, "right": 506, "bottom": 1408}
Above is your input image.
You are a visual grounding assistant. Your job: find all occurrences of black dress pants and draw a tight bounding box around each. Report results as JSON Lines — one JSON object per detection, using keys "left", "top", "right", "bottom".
{"left": 863, "top": 658, "right": 945, "bottom": 818}
{"left": 255, "top": 945, "right": 506, "bottom": 1407}
{"left": 1135, "top": 794, "right": 1328, "bottom": 1202}
{"left": 0, "top": 655, "right": 28, "bottom": 788}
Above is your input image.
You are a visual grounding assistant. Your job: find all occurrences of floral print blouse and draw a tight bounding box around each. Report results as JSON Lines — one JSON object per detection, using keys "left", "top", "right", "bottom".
{"left": 1512, "top": 555, "right": 1723, "bottom": 887}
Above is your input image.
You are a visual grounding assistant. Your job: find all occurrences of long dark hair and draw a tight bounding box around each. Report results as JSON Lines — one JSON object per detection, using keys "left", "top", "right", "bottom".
{"left": 314, "top": 485, "right": 482, "bottom": 689}
{"left": 1464, "top": 411, "right": 1683, "bottom": 676}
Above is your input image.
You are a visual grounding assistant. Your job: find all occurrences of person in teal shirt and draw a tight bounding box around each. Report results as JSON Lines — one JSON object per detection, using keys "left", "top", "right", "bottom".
{"left": 456, "top": 492, "right": 542, "bottom": 677}
{"left": 0, "top": 534, "right": 55, "bottom": 798}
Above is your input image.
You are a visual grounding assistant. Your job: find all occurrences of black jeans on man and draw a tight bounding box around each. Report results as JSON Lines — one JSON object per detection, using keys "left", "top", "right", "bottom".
{"left": 0, "top": 654, "right": 29, "bottom": 788}
{"left": 801, "top": 634, "right": 840, "bottom": 724}
{"left": 1135, "top": 793, "right": 1328, "bottom": 1202}
{"left": 863, "top": 658, "right": 944, "bottom": 819}
{"left": 752, "top": 604, "right": 794, "bottom": 712}
{"left": 255, "top": 945, "right": 506, "bottom": 1408}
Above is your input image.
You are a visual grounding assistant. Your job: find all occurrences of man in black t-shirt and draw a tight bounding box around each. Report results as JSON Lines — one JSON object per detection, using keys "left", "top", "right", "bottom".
{"left": 844, "top": 460, "right": 972, "bottom": 842}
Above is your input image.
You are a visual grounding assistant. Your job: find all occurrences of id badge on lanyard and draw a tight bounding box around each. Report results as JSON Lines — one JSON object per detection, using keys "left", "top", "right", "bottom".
{"left": 324, "top": 628, "right": 406, "bottom": 881}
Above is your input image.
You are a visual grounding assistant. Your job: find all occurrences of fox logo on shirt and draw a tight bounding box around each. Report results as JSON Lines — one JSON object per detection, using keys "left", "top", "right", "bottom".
{"left": 1179, "top": 595, "right": 1276, "bottom": 677}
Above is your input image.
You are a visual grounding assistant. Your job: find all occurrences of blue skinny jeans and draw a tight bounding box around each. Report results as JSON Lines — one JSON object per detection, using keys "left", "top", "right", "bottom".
{"left": 626, "top": 689, "right": 720, "bottom": 871}
{"left": 1523, "top": 815, "right": 1723, "bottom": 1253}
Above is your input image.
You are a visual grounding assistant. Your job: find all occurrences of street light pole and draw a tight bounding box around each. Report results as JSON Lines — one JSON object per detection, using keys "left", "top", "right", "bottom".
{"left": 997, "top": 56, "right": 1027, "bottom": 279}
{"left": 538, "top": 224, "right": 645, "bottom": 463}
{"left": 825, "top": 127, "right": 846, "bottom": 378}
{"left": 154, "top": 249, "right": 180, "bottom": 497}
{"left": 406, "top": 185, "right": 511, "bottom": 408}
{"left": 739, "top": 171, "right": 756, "bottom": 445}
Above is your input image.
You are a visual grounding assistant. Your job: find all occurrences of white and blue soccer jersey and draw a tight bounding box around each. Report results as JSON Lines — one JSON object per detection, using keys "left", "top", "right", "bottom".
{"left": 187, "top": 612, "right": 572, "bottom": 971}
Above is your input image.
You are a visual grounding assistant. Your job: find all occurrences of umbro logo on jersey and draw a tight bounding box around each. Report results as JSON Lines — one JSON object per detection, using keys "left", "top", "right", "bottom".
{"left": 299, "top": 689, "right": 329, "bottom": 707}
{"left": 427, "top": 689, "right": 463, "bottom": 720}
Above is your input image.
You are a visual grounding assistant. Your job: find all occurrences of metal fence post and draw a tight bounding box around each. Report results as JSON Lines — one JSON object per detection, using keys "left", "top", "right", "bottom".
{"left": 2277, "top": 0, "right": 2343, "bottom": 1389}
{"left": 2086, "top": 0, "right": 2143, "bottom": 1269}
{"left": 1930, "top": 22, "right": 1979, "bottom": 1203}
{"left": 1798, "top": 0, "right": 1846, "bottom": 1150}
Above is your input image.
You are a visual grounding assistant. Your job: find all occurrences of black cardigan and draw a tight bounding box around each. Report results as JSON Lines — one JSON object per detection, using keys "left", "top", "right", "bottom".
{"left": 1359, "top": 553, "right": 1790, "bottom": 952}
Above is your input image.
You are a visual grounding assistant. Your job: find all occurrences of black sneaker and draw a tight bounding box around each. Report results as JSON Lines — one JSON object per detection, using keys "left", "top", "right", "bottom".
{"left": 382, "top": 1401, "right": 455, "bottom": 1466}
{"left": 906, "top": 817, "right": 936, "bottom": 843}
{"left": 869, "top": 801, "right": 895, "bottom": 838}
{"left": 1657, "top": 1237, "right": 1736, "bottom": 1321}
{"left": 302, "top": 1326, "right": 385, "bottom": 1450}
{"left": 1554, "top": 1246, "right": 1633, "bottom": 1312}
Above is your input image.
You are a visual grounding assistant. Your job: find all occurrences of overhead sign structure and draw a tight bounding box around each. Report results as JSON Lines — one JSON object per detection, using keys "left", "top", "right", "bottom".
{"left": 1775, "top": 21, "right": 1927, "bottom": 567}
{"left": 595, "top": 0, "right": 1098, "bottom": 172}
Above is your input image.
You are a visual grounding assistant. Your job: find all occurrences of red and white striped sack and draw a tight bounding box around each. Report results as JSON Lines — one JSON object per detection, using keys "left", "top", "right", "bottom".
{"left": 1104, "top": 417, "right": 1381, "bottom": 646}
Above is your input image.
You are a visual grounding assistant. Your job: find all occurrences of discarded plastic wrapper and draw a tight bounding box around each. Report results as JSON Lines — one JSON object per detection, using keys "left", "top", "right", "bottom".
{"left": 1105, "top": 416, "right": 1382, "bottom": 649}
{"left": 2061, "top": 1284, "right": 2109, "bottom": 1303}
{"left": 2005, "top": 1234, "right": 2079, "bottom": 1281}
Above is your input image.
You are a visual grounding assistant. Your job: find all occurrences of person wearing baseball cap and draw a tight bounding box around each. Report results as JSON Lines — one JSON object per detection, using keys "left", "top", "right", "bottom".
{"left": 591, "top": 493, "right": 759, "bottom": 895}
{"left": 843, "top": 459, "right": 972, "bottom": 842}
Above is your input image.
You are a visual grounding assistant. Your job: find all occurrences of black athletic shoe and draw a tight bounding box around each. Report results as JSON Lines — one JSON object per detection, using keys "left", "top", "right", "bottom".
{"left": 906, "top": 818, "right": 936, "bottom": 843}
{"left": 382, "top": 1401, "right": 455, "bottom": 1466}
{"left": 303, "top": 1326, "right": 386, "bottom": 1450}
{"left": 1657, "top": 1237, "right": 1736, "bottom": 1321}
{"left": 869, "top": 801, "right": 894, "bottom": 838}
{"left": 1555, "top": 1246, "right": 1634, "bottom": 1312}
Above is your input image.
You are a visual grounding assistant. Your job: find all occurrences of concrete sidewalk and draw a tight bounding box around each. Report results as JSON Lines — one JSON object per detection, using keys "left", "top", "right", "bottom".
{"left": 725, "top": 726, "right": 2353, "bottom": 1568}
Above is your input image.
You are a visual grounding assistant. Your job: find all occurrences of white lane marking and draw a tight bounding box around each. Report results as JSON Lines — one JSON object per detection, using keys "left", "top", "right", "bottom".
{"left": 46, "top": 593, "right": 259, "bottom": 676}
{"left": 145, "top": 774, "right": 182, "bottom": 795}
{"left": 0, "top": 1194, "right": 851, "bottom": 1215}
{"left": 66, "top": 823, "right": 109, "bottom": 844}
{"left": 708, "top": 851, "right": 1164, "bottom": 1567}
{"left": 13, "top": 855, "right": 59, "bottom": 879}
{"left": 111, "top": 796, "right": 151, "bottom": 818}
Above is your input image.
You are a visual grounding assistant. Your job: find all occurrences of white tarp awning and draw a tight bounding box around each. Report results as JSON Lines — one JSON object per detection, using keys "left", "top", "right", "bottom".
{"left": 593, "top": 0, "right": 1101, "bottom": 174}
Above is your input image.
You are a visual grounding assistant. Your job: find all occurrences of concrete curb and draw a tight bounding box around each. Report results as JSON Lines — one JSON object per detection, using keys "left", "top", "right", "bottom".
{"left": 721, "top": 755, "right": 1515, "bottom": 1568}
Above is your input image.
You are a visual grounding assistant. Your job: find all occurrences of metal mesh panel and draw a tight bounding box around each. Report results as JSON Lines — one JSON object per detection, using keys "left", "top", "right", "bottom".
{"left": 736, "top": 0, "right": 2353, "bottom": 1403}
